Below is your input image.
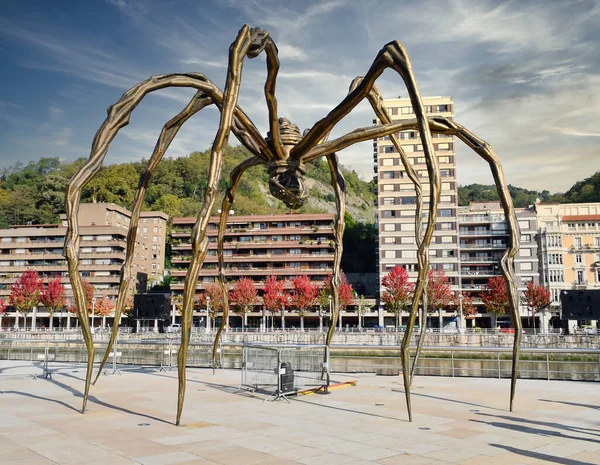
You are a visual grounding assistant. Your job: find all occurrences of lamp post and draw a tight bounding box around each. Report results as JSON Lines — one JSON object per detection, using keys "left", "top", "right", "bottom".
{"left": 328, "top": 295, "right": 332, "bottom": 330}
{"left": 319, "top": 305, "right": 323, "bottom": 333}
{"left": 205, "top": 296, "right": 210, "bottom": 334}
{"left": 458, "top": 293, "right": 464, "bottom": 334}
{"left": 91, "top": 297, "right": 96, "bottom": 334}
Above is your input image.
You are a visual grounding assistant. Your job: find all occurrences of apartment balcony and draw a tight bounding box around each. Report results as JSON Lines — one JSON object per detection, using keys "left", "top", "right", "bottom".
{"left": 171, "top": 266, "right": 332, "bottom": 278}
{"left": 458, "top": 230, "right": 509, "bottom": 237}
{"left": 171, "top": 226, "right": 334, "bottom": 238}
{"left": 458, "top": 215, "right": 504, "bottom": 223}
{"left": 459, "top": 243, "right": 507, "bottom": 249}
{"left": 460, "top": 256, "right": 499, "bottom": 263}
{"left": 461, "top": 270, "right": 501, "bottom": 277}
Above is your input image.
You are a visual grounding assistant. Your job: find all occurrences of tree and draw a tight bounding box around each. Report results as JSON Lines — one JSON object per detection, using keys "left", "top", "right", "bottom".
{"left": 482, "top": 276, "right": 510, "bottom": 328}
{"left": 263, "top": 275, "right": 289, "bottom": 329}
{"left": 197, "top": 283, "right": 226, "bottom": 328}
{"left": 426, "top": 270, "right": 454, "bottom": 330}
{"left": 381, "top": 266, "right": 414, "bottom": 327}
{"left": 291, "top": 275, "right": 318, "bottom": 330}
{"left": 82, "top": 279, "right": 95, "bottom": 315}
{"left": 229, "top": 277, "right": 258, "bottom": 330}
{"left": 460, "top": 294, "right": 478, "bottom": 319}
{"left": 94, "top": 296, "right": 115, "bottom": 317}
{"left": 39, "top": 277, "right": 66, "bottom": 330}
{"left": 0, "top": 298, "right": 7, "bottom": 327}
{"left": 320, "top": 272, "right": 355, "bottom": 329}
{"left": 522, "top": 281, "right": 551, "bottom": 334}
{"left": 9, "top": 269, "right": 43, "bottom": 329}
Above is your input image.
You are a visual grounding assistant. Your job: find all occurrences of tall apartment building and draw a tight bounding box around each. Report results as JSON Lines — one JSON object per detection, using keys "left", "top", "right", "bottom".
{"left": 375, "top": 97, "right": 460, "bottom": 325}
{"left": 0, "top": 203, "right": 168, "bottom": 329}
{"left": 536, "top": 202, "right": 600, "bottom": 311}
{"left": 170, "top": 213, "right": 344, "bottom": 328}
{"left": 458, "top": 202, "right": 539, "bottom": 326}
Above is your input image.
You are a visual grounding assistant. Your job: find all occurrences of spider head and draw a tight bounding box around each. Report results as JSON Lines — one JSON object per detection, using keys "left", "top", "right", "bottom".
{"left": 265, "top": 118, "right": 308, "bottom": 209}
{"left": 267, "top": 160, "right": 308, "bottom": 210}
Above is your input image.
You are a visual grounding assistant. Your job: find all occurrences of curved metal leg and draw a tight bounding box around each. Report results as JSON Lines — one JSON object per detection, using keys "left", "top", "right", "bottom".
{"left": 324, "top": 153, "right": 346, "bottom": 347}
{"left": 64, "top": 72, "right": 254, "bottom": 414}
{"left": 92, "top": 92, "right": 212, "bottom": 384}
{"left": 212, "top": 157, "right": 263, "bottom": 372}
{"left": 430, "top": 117, "right": 521, "bottom": 411}
{"left": 176, "top": 25, "right": 258, "bottom": 426}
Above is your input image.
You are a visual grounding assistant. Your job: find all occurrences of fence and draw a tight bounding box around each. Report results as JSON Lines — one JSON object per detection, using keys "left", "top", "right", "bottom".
{"left": 241, "top": 343, "right": 330, "bottom": 400}
{"left": 1, "top": 339, "right": 598, "bottom": 382}
{"left": 0, "top": 338, "right": 224, "bottom": 378}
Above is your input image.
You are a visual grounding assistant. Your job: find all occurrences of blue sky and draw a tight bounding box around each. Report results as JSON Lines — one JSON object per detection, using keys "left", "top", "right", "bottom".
{"left": 1, "top": 0, "right": 599, "bottom": 192}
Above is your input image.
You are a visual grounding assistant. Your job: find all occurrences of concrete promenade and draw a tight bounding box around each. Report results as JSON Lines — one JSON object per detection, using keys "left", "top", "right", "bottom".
{"left": 0, "top": 366, "right": 598, "bottom": 465}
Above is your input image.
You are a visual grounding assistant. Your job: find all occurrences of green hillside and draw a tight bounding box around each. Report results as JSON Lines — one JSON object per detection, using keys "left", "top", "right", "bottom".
{"left": 0, "top": 146, "right": 376, "bottom": 227}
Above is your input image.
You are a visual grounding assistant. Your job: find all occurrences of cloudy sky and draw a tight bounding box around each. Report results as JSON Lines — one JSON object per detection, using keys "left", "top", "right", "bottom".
{"left": 1, "top": 0, "right": 599, "bottom": 192}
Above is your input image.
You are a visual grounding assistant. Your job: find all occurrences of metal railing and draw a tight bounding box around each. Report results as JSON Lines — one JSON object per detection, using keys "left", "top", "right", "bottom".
{"left": 1, "top": 339, "right": 598, "bottom": 382}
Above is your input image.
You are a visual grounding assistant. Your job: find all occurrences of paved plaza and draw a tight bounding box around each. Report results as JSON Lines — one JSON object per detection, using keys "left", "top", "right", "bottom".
{"left": 0, "top": 364, "right": 599, "bottom": 465}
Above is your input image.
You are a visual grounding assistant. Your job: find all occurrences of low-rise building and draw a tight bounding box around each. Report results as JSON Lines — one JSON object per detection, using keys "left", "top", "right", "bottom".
{"left": 0, "top": 203, "right": 167, "bottom": 329}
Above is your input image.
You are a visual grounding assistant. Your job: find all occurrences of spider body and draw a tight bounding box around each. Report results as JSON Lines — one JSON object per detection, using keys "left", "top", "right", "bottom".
{"left": 64, "top": 25, "right": 521, "bottom": 426}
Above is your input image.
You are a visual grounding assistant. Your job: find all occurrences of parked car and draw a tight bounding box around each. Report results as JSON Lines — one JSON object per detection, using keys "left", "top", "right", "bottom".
{"left": 167, "top": 324, "right": 181, "bottom": 333}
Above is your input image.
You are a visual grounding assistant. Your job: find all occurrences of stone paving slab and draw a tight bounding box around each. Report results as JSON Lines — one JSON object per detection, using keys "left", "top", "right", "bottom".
{"left": 0, "top": 365, "right": 599, "bottom": 464}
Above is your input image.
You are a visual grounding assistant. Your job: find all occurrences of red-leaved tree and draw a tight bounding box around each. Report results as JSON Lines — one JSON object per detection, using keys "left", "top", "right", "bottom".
{"left": 482, "top": 276, "right": 510, "bottom": 328}
{"left": 197, "top": 283, "right": 226, "bottom": 328}
{"left": 291, "top": 275, "right": 319, "bottom": 330}
{"left": 9, "top": 269, "right": 43, "bottom": 329}
{"left": 39, "top": 277, "right": 66, "bottom": 330}
{"left": 381, "top": 266, "right": 414, "bottom": 327}
{"left": 322, "top": 272, "right": 354, "bottom": 310}
{"left": 0, "top": 298, "right": 7, "bottom": 327}
{"left": 263, "top": 275, "right": 289, "bottom": 329}
{"left": 230, "top": 277, "right": 258, "bottom": 330}
{"left": 460, "top": 293, "right": 478, "bottom": 319}
{"left": 522, "top": 281, "right": 551, "bottom": 334}
{"left": 82, "top": 279, "right": 95, "bottom": 315}
{"left": 94, "top": 296, "right": 115, "bottom": 317}
{"left": 426, "top": 270, "right": 454, "bottom": 330}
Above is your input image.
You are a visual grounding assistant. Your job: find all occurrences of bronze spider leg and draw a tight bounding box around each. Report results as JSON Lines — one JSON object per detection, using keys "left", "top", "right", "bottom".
{"left": 91, "top": 92, "right": 212, "bottom": 385}
{"left": 324, "top": 153, "right": 347, "bottom": 346}
{"left": 306, "top": 118, "right": 518, "bottom": 415}
{"left": 212, "top": 156, "right": 264, "bottom": 372}
{"left": 176, "top": 25, "right": 272, "bottom": 426}
{"left": 300, "top": 43, "right": 440, "bottom": 421}
{"left": 65, "top": 72, "right": 263, "bottom": 414}
{"left": 430, "top": 117, "right": 521, "bottom": 411}
{"left": 356, "top": 80, "right": 428, "bottom": 378}
{"left": 92, "top": 93, "right": 266, "bottom": 385}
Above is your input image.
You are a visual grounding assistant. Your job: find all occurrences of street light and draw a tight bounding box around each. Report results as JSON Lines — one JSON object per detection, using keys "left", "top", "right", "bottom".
{"left": 91, "top": 297, "right": 97, "bottom": 334}
{"left": 205, "top": 296, "right": 210, "bottom": 334}
{"left": 458, "top": 293, "right": 464, "bottom": 334}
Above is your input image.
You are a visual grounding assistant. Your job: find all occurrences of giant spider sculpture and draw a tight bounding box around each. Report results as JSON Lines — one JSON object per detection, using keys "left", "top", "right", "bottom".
{"left": 65, "top": 25, "right": 521, "bottom": 426}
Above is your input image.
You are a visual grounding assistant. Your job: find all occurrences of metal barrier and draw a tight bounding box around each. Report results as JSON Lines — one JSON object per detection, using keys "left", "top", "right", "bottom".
{"left": 329, "top": 345, "right": 600, "bottom": 381}
{"left": 1, "top": 339, "right": 598, "bottom": 383}
{"left": 241, "top": 343, "right": 330, "bottom": 401}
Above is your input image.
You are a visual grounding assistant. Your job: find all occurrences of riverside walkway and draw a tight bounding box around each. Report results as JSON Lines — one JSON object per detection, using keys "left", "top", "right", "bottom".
{"left": 0, "top": 366, "right": 598, "bottom": 465}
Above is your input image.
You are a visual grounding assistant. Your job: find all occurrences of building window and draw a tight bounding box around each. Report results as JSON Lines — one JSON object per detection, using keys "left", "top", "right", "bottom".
{"left": 574, "top": 237, "right": 582, "bottom": 248}
{"left": 439, "top": 209, "right": 453, "bottom": 217}
{"left": 521, "top": 262, "right": 533, "bottom": 271}
{"left": 577, "top": 270, "right": 584, "bottom": 284}
{"left": 575, "top": 254, "right": 583, "bottom": 264}
{"left": 596, "top": 237, "right": 600, "bottom": 247}
{"left": 597, "top": 269, "right": 600, "bottom": 283}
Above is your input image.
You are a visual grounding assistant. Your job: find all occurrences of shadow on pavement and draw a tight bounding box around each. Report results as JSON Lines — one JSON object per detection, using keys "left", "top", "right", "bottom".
{"left": 489, "top": 444, "right": 597, "bottom": 465}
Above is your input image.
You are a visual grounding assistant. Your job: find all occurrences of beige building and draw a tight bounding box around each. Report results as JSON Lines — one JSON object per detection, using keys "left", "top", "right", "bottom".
{"left": 0, "top": 203, "right": 168, "bottom": 329}
{"left": 375, "top": 96, "right": 459, "bottom": 326}
{"left": 536, "top": 202, "right": 600, "bottom": 309}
